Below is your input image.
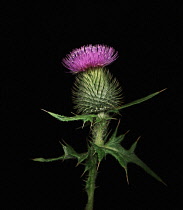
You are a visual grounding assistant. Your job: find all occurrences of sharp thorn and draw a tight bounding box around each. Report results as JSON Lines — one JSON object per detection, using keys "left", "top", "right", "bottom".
{"left": 136, "top": 136, "right": 141, "bottom": 142}
{"left": 80, "top": 170, "right": 86, "bottom": 178}
{"left": 125, "top": 168, "right": 129, "bottom": 185}
{"left": 41, "top": 108, "right": 48, "bottom": 112}
{"left": 117, "top": 119, "right": 121, "bottom": 128}
{"left": 125, "top": 130, "right": 130, "bottom": 135}
{"left": 158, "top": 88, "right": 167, "bottom": 93}
{"left": 71, "top": 112, "right": 77, "bottom": 116}
{"left": 97, "top": 162, "right": 100, "bottom": 171}
{"left": 75, "top": 162, "right": 79, "bottom": 167}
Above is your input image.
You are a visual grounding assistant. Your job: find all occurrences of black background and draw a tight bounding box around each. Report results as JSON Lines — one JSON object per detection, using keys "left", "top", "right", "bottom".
{"left": 2, "top": 1, "right": 181, "bottom": 210}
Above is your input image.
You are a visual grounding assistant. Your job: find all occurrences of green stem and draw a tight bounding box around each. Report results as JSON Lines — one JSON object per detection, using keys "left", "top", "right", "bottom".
{"left": 85, "top": 112, "right": 109, "bottom": 210}
{"left": 93, "top": 112, "right": 109, "bottom": 146}
{"left": 85, "top": 153, "right": 97, "bottom": 210}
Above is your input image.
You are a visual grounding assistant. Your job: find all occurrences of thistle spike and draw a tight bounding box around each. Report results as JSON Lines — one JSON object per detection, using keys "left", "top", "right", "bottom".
{"left": 125, "top": 168, "right": 129, "bottom": 185}
{"left": 129, "top": 136, "right": 141, "bottom": 153}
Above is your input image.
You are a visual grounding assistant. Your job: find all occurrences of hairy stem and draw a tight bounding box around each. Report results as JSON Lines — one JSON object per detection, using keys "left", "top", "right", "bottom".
{"left": 92, "top": 112, "right": 109, "bottom": 146}
{"left": 85, "top": 112, "right": 109, "bottom": 210}
{"left": 85, "top": 153, "right": 97, "bottom": 210}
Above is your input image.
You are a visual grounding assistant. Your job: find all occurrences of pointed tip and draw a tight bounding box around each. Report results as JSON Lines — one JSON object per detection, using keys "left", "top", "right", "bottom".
{"left": 158, "top": 88, "right": 167, "bottom": 93}
{"left": 31, "top": 158, "right": 44, "bottom": 162}
{"left": 111, "top": 117, "right": 118, "bottom": 120}
{"left": 117, "top": 119, "right": 121, "bottom": 127}
{"left": 111, "top": 120, "right": 121, "bottom": 138}
{"left": 80, "top": 170, "right": 86, "bottom": 178}
{"left": 75, "top": 162, "right": 80, "bottom": 167}
{"left": 82, "top": 121, "right": 86, "bottom": 129}
{"left": 59, "top": 140, "right": 63, "bottom": 146}
{"left": 162, "top": 181, "right": 167, "bottom": 187}
{"left": 136, "top": 136, "right": 141, "bottom": 142}
{"left": 41, "top": 108, "right": 48, "bottom": 112}
{"left": 31, "top": 158, "right": 36, "bottom": 161}
{"left": 125, "top": 168, "right": 129, "bottom": 185}
{"left": 60, "top": 139, "right": 67, "bottom": 145}
{"left": 125, "top": 130, "right": 130, "bottom": 135}
{"left": 59, "top": 140, "right": 67, "bottom": 152}
{"left": 97, "top": 162, "right": 100, "bottom": 171}
{"left": 129, "top": 136, "right": 141, "bottom": 153}
{"left": 160, "top": 179, "right": 167, "bottom": 186}
{"left": 114, "top": 119, "right": 121, "bottom": 133}
{"left": 70, "top": 111, "right": 77, "bottom": 116}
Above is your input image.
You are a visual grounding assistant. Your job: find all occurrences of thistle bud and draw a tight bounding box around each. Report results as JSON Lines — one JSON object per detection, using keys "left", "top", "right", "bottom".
{"left": 72, "top": 67, "right": 122, "bottom": 114}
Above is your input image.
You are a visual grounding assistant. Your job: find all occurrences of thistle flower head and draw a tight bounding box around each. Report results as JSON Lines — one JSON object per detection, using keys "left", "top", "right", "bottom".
{"left": 62, "top": 44, "right": 118, "bottom": 73}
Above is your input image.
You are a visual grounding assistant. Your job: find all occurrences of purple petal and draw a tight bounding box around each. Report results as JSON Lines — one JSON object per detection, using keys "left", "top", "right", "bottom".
{"left": 62, "top": 44, "right": 118, "bottom": 73}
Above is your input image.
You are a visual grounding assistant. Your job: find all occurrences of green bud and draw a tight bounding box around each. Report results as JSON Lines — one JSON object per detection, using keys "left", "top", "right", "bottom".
{"left": 72, "top": 68, "right": 123, "bottom": 114}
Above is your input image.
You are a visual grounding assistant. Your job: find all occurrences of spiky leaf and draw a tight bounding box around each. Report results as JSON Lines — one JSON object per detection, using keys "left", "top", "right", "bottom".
{"left": 61, "top": 142, "right": 88, "bottom": 164}
{"left": 91, "top": 142, "right": 106, "bottom": 163}
{"left": 104, "top": 146, "right": 128, "bottom": 172}
{"left": 127, "top": 153, "right": 166, "bottom": 185}
{"left": 91, "top": 131, "right": 166, "bottom": 185}
{"left": 108, "top": 88, "right": 167, "bottom": 113}
{"left": 106, "top": 122, "right": 128, "bottom": 147}
{"left": 32, "top": 142, "right": 88, "bottom": 165}
{"left": 82, "top": 146, "right": 97, "bottom": 176}
{"left": 41, "top": 109, "right": 97, "bottom": 123}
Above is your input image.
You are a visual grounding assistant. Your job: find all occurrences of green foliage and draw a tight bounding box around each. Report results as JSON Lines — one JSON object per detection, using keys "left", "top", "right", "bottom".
{"left": 32, "top": 142, "right": 88, "bottom": 165}
{"left": 61, "top": 142, "right": 88, "bottom": 164}
{"left": 105, "top": 121, "right": 127, "bottom": 146}
{"left": 41, "top": 109, "right": 97, "bottom": 123}
{"left": 127, "top": 153, "right": 166, "bottom": 185}
{"left": 91, "top": 126, "right": 166, "bottom": 185}
{"left": 82, "top": 146, "right": 97, "bottom": 176}
{"left": 107, "top": 88, "right": 167, "bottom": 113}
{"left": 32, "top": 157, "right": 66, "bottom": 162}
{"left": 90, "top": 142, "right": 106, "bottom": 163}
{"left": 34, "top": 88, "right": 166, "bottom": 185}
{"left": 41, "top": 89, "right": 166, "bottom": 126}
{"left": 33, "top": 129, "right": 165, "bottom": 185}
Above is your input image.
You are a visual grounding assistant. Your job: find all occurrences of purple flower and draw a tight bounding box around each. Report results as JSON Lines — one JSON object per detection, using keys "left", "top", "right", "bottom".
{"left": 62, "top": 44, "right": 118, "bottom": 73}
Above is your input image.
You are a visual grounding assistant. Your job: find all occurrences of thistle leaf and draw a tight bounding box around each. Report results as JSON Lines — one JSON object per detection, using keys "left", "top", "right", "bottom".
{"left": 32, "top": 156, "right": 67, "bottom": 162}
{"left": 103, "top": 142, "right": 166, "bottom": 185}
{"left": 108, "top": 88, "right": 167, "bottom": 113}
{"left": 41, "top": 109, "right": 97, "bottom": 123}
{"left": 98, "top": 131, "right": 166, "bottom": 185}
{"left": 82, "top": 146, "right": 97, "bottom": 176}
{"left": 106, "top": 121, "right": 129, "bottom": 146}
{"left": 32, "top": 142, "right": 88, "bottom": 165}
{"left": 128, "top": 154, "right": 166, "bottom": 185}
{"left": 61, "top": 142, "right": 88, "bottom": 165}
{"left": 91, "top": 142, "right": 106, "bottom": 163}
{"left": 104, "top": 146, "right": 127, "bottom": 170}
{"left": 90, "top": 141, "right": 128, "bottom": 174}
{"left": 97, "top": 144, "right": 129, "bottom": 183}
{"left": 128, "top": 136, "right": 141, "bottom": 153}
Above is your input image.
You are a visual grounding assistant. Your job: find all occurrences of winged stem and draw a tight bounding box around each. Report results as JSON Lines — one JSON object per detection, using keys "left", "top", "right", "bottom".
{"left": 85, "top": 112, "right": 109, "bottom": 210}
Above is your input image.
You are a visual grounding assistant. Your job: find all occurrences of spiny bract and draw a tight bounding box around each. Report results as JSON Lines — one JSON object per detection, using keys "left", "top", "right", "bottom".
{"left": 72, "top": 68, "right": 123, "bottom": 114}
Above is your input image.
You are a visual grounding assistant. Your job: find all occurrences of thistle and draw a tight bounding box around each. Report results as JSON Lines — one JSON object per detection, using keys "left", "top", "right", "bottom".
{"left": 33, "top": 44, "right": 166, "bottom": 210}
